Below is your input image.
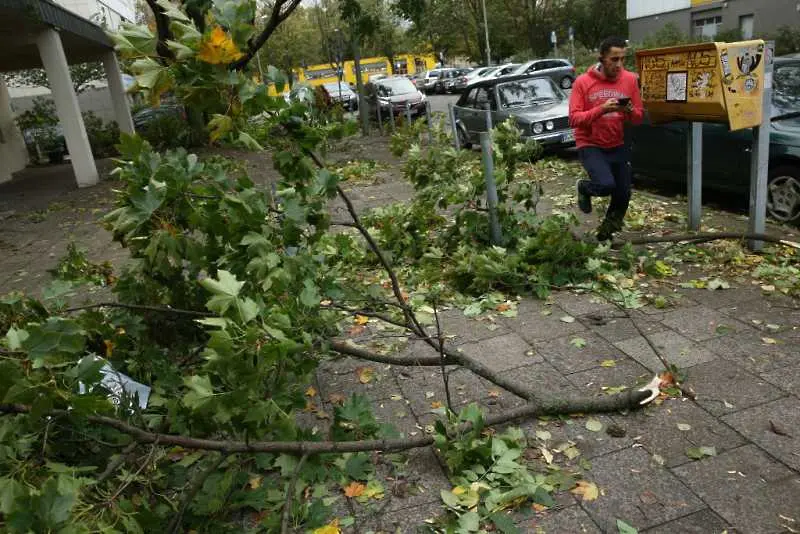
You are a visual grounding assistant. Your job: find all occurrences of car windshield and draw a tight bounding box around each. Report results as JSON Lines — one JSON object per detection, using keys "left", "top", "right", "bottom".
{"left": 772, "top": 62, "right": 800, "bottom": 127}
{"left": 323, "top": 83, "right": 351, "bottom": 93}
{"left": 377, "top": 78, "right": 417, "bottom": 96}
{"left": 497, "top": 77, "right": 561, "bottom": 108}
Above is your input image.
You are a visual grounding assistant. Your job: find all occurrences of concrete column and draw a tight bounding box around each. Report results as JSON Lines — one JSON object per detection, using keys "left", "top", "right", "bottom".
{"left": 0, "top": 77, "right": 29, "bottom": 183}
{"left": 36, "top": 28, "right": 98, "bottom": 187}
{"left": 102, "top": 51, "right": 134, "bottom": 134}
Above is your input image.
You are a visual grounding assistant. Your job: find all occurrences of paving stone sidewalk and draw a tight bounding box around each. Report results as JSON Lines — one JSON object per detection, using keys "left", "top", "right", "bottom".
{"left": 1, "top": 142, "right": 799, "bottom": 533}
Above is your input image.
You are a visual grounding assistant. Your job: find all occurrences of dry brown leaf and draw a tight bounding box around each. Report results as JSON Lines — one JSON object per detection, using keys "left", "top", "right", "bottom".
{"left": 354, "top": 314, "right": 369, "bottom": 325}
{"left": 496, "top": 303, "right": 511, "bottom": 312}
{"left": 488, "top": 390, "right": 501, "bottom": 398}
{"left": 356, "top": 367, "right": 375, "bottom": 384}
{"left": 328, "top": 393, "right": 346, "bottom": 405}
{"left": 570, "top": 480, "right": 599, "bottom": 502}
{"left": 343, "top": 481, "right": 366, "bottom": 498}
{"left": 430, "top": 401, "right": 443, "bottom": 409}
{"left": 305, "top": 386, "right": 317, "bottom": 397}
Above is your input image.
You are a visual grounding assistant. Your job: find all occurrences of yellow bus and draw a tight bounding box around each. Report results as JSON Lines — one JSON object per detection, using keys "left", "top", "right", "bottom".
{"left": 266, "top": 53, "right": 437, "bottom": 95}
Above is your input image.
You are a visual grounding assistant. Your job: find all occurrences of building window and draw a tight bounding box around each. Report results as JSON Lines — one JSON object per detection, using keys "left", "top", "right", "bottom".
{"left": 694, "top": 15, "right": 723, "bottom": 39}
{"left": 739, "top": 14, "right": 754, "bottom": 39}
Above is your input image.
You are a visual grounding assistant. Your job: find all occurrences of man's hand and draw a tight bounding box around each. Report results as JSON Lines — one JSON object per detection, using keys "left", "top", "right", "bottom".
{"left": 601, "top": 98, "right": 620, "bottom": 113}
{"left": 623, "top": 101, "right": 634, "bottom": 114}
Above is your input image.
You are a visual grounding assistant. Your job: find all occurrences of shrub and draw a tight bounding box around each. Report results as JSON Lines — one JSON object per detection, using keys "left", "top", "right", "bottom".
{"left": 81, "top": 111, "right": 120, "bottom": 158}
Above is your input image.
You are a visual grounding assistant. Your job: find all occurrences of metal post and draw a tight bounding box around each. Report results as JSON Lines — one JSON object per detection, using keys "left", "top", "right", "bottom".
{"left": 389, "top": 106, "right": 396, "bottom": 132}
{"left": 448, "top": 103, "right": 460, "bottom": 149}
{"left": 485, "top": 108, "right": 493, "bottom": 132}
{"left": 405, "top": 101, "right": 412, "bottom": 125}
{"left": 687, "top": 122, "right": 703, "bottom": 231}
{"left": 425, "top": 100, "right": 434, "bottom": 144}
{"left": 376, "top": 102, "right": 383, "bottom": 135}
{"left": 480, "top": 132, "right": 502, "bottom": 245}
{"left": 748, "top": 41, "right": 774, "bottom": 251}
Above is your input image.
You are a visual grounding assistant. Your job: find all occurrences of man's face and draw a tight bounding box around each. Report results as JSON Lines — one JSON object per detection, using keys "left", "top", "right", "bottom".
{"left": 600, "top": 46, "right": 626, "bottom": 79}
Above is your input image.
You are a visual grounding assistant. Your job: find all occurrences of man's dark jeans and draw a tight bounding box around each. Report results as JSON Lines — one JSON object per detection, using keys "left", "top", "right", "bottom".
{"left": 578, "top": 145, "right": 632, "bottom": 226}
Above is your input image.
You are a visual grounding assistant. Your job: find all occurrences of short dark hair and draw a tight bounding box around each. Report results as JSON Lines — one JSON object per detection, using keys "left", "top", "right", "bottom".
{"left": 599, "top": 37, "right": 628, "bottom": 56}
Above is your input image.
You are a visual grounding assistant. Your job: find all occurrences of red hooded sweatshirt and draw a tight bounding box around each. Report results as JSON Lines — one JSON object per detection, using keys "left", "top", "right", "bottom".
{"left": 568, "top": 64, "right": 643, "bottom": 149}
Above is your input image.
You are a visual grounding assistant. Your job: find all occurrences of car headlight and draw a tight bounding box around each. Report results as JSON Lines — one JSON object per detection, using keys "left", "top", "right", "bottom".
{"left": 545, "top": 120, "right": 554, "bottom": 130}
{"left": 532, "top": 122, "right": 544, "bottom": 134}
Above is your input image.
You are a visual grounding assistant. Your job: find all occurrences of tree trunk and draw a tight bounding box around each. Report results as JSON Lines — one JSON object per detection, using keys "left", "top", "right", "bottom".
{"left": 352, "top": 35, "right": 369, "bottom": 136}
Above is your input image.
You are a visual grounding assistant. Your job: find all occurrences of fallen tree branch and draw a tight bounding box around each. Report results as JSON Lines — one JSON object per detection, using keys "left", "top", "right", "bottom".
{"left": 95, "top": 442, "right": 139, "bottom": 485}
{"left": 613, "top": 232, "right": 800, "bottom": 249}
{"left": 330, "top": 340, "right": 441, "bottom": 366}
{"left": 0, "top": 390, "right": 650, "bottom": 455}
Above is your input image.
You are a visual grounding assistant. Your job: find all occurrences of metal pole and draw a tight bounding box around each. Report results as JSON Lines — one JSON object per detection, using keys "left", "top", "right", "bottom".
{"left": 448, "top": 103, "right": 460, "bottom": 149}
{"left": 485, "top": 108, "right": 493, "bottom": 132}
{"left": 480, "top": 132, "right": 502, "bottom": 245}
{"left": 425, "top": 100, "right": 433, "bottom": 145}
{"left": 748, "top": 41, "right": 774, "bottom": 251}
{"left": 687, "top": 122, "right": 703, "bottom": 231}
{"left": 389, "top": 105, "right": 396, "bottom": 132}
{"left": 376, "top": 102, "right": 383, "bottom": 135}
{"left": 480, "top": 0, "right": 491, "bottom": 66}
{"left": 405, "top": 101, "right": 412, "bottom": 125}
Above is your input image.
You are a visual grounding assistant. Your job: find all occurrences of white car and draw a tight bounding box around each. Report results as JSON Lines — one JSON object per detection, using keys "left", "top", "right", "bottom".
{"left": 464, "top": 63, "right": 519, "bottom": 90}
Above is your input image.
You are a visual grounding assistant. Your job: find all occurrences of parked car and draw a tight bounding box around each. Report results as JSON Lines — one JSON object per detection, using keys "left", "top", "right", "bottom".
{"left": 432, "top": 68, "right": 473, "bottom": 94}
{"left": 628, "top": 56, "right": 800, "bottom": 224}
{"left": 416, "top": 69, "right": 445, "bottom": 94}
{"left": 365, "top": 76, "right": 427, "bottom": 119}
{"left": 509, "top": 58, "right": 576, "bottom": 89}
{"left": 317, "top": 82, "right": 359, "bottom": 111}
{"left": 452, "top": 66, "right": 494, "bottom": 93}
{"left": 132, "top": 102, "right": 185, "bottom": 131}
{"left": 453, "top": 74, "right": 574, "bottom": 149}
{"left": 464, "top": 63, "right": 520, "bottom": 91}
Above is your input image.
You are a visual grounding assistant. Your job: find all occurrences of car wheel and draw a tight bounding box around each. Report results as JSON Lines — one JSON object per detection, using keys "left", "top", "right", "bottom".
{"left": 456, "top": 124, "right": 472, "bottom": 149}
{"left": 560, "top": 76, "right": 573, "bottom": 89}
{"left": 767, "top": 166, "right": 800, "bottom": 224}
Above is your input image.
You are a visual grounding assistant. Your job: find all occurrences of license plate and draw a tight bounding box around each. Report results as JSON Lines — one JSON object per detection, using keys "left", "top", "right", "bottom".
{"left": 562, "top": 130, "right": 575, "bottom": 143}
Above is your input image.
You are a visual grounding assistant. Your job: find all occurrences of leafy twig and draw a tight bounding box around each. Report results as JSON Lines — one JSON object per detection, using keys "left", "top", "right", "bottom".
{"left": 167, "top": 453, "right": 227, "bottom": 534}
{"left": 280, "top": 453, "right": 309, "bottom": 534}
{"left": 96, "top": 442, "right": 139, "bottom": 485}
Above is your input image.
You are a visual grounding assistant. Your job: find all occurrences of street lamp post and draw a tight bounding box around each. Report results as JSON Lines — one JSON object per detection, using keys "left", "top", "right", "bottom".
{"left": 480, "top": 0, "right": 491, "bottom": 66}
{"left": 334, "top": 28, "right": 343, "bottom": 100}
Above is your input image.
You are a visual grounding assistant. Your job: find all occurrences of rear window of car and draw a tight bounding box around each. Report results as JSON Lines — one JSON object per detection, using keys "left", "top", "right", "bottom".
{"left": 378, "top": 78, "right": 417, "bottom": 95}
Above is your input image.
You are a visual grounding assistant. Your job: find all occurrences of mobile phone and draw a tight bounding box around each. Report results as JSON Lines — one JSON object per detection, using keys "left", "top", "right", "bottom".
{"left": 617, "top": 97, "right": 631, "bottom": 106}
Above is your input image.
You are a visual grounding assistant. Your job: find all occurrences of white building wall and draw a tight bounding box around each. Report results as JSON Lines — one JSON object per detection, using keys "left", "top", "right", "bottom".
{"left": 627, "top": 0, "right": 691, "bottom": 19}
{"left": 53, "top": 0, "right": 135, "bottom": 29}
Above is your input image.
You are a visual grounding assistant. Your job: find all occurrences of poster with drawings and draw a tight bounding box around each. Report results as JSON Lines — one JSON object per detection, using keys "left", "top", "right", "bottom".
{"left": 666, "top": 71, "right": 688, "bottom": 102}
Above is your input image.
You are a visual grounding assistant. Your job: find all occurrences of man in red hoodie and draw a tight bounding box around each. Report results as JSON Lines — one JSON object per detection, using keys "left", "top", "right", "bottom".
{"left": 569, "top": 36, "right": 643, "bottom": 241}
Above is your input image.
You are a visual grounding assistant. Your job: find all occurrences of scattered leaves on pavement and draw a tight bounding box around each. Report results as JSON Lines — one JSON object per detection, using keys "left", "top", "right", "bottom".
{"left": 570, "top": 480, "right": 599, "bottom": 501}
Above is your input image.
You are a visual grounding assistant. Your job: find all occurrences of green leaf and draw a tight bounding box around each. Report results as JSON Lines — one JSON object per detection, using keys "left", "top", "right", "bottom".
{"left": 23, "top": 318, "right": 85, "bottom": 368}
{"left": 237, "top": 131, "right": 263, "bottom": 151}
{"left": 5, "top": 327, "right": 29, "bottom": 350}
{"left": 616, "top": 519, "right": 639, "bottom": 534}
{"left": 570, "top": 337, "right": 587, "bottom": 348}
{"left": 200, "top": 270, "right": 243, "bottom": 298}
{"left": 490, "top": 512, "right": 520, "bottom": 534}
{"left": 457, "top": 510, "right": 480, "bottom": 532}
{"left": 299, "top": 280, "right": 320, "bottom": 308}
{"left": 183, "top": 375, "right": 214, "bottom": 408}
{"left": 440, "top": 489, "right": 461, "bottom": 509}
{"left": 344, "top": 453, "right": 372, "bottom": 480}
{"left": 585, "top": 419, "right": 603, "bottom": 432}
{"left": 38, "top": 477, "right": 78, "bottom": 528}
{"left": 0, "top": 478, "right": 24, "bottom": 515}
{"left": 686, "top": 446, "right": 717, "bottom": 460}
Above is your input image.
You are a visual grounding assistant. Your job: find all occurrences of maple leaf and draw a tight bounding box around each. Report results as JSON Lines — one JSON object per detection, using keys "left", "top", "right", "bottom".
{"left": 197, "top": 26, "right": 244, "bottom": 65}
{"left": 248, "top": 475, "right": 262, "bottom": 489}
{"left": 496, "top": 303, "right": 511, "bottom": 312}
{"left": 354, "top": 314, "right": 369, "bottom": 325}
{"left": 430, "top": 401, "right": 443, "bottom": 409}
{"left": 328, "top": 393, "right": 346, "bottom": 405}
{"left": 306, "top": 386, "right": 317, "bottom": 397}
{"left": 343, "top": 481, "right": 365, "bottom": 497}
{"left": 313, "top": 519, "right": 341, "bottom": 534}
{"left": 570, "top": 480, "right": 599, "bottom": 501}
{"left": 356, "top": 367, "right": 375, "bottom": 384}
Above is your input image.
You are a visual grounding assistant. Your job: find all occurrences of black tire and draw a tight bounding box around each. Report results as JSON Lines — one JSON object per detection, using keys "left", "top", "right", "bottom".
{"left": 456, "top": 124, "right": 472, "bottom": 149}
{"left": 767, "top": 165, "right": 800, "bottom": 224}
{"left": 560, "top": 76, "right": 573, "bottom": 89}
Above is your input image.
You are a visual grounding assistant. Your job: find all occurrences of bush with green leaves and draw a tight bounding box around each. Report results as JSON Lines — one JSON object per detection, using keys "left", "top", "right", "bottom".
{"left": 82, "top": 111, "right": 121, "bottom": 158}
